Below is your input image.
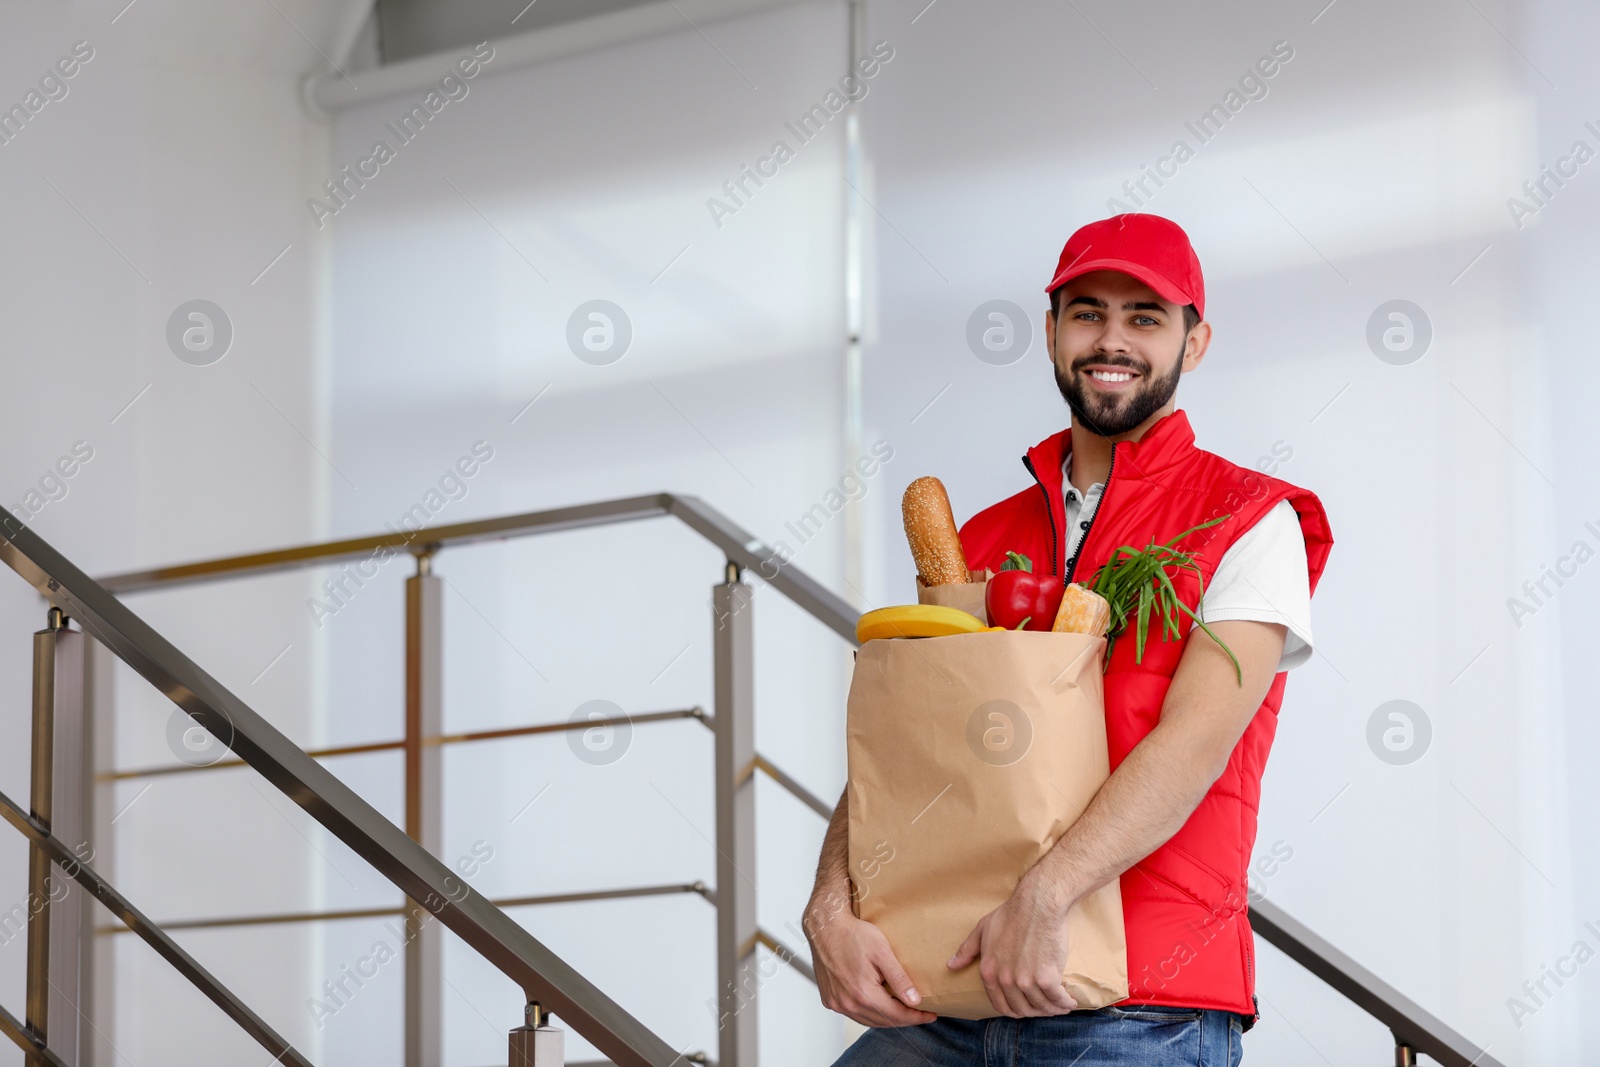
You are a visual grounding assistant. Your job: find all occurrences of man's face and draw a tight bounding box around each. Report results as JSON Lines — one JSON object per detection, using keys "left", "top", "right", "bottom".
{"left": 1046, "top": 269, "right": 1203, "bottom": 439}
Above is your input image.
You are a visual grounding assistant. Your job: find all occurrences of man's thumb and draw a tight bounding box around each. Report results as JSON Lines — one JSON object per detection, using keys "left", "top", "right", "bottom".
{"left": 947, "top": 927, "right": 980, "bottom": 970}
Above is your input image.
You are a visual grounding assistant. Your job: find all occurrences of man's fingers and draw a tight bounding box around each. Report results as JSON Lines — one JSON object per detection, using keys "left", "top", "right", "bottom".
{"left": 1007, "top": 978, "right": 1047, "bottom": 1017}
{"left": 809, "top": 914, "right": 937, "bottom": 1027}
{"left": 977, "top": 963, "right": 1012, "bottom": 1018}
{"left": 872, "top": 948, "right": 924, "bottom": 1009}
{"left": 848, "top": 985, "right": 937, "bottom": 1028}
{"left": 999, "top": 978, "right": 1035, "bottom": 1019}
{"left": 1040, "top": 976, "right": 1078, "bottom": 1013}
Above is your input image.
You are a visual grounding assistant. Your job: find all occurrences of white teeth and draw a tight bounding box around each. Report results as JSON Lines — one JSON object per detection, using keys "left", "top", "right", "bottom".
{"left": 1090, "top": 370, "right": 1134, "bottom": 382}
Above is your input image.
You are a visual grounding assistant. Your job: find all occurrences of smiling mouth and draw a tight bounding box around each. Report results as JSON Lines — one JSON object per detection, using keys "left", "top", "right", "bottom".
{"left": 1080, "top": 365, "right": 1142, "bottom": 388}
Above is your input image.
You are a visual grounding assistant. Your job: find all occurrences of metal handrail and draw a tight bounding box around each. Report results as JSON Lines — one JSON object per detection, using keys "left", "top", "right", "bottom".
{"left": 0, "top": 515, "right": 682, "bottom": 1067}
{"left": 98, "top": 493, "right": 858, "bottom": 642}
{"left": 1248, "top": 899, "right": 1501, "bottom": 1067}
{"left": 77, "top": 492, "right": 1506, "bottom": 1067}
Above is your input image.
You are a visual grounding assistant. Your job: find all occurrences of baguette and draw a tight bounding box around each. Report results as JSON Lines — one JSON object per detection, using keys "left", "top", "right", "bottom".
{"left": 1052, "top": 582, "right": 1111, "bottom": 637}
{"left": 902, "top": 476, "right": 970, "bottom": 586}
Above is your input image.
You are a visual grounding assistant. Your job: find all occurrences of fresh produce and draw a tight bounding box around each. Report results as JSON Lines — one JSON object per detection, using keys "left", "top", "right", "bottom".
{"left": 1052, "top": 583, "right": 1111, "bottom": 637}
{"left": 902, "top": 476, "right": 971, "bottom": 586}
{"left": 856, "top": 604, "right": 987, "bottom": 643}
{"left": 1086, "top": 515, "right": 1242, "bottom": 685}
{"left": 984, "top": 551, "right": 1064, "bottom": 632}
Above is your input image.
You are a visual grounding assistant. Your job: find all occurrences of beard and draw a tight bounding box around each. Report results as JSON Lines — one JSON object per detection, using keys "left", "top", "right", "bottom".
{"left": 1053, "top": 347, "right": 1185, "bottom": 438}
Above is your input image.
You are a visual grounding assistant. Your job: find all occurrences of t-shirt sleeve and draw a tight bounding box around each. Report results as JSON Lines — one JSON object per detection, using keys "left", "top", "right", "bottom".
{"left": 1197, "top": 498, "right": 1314, "bottom": 672}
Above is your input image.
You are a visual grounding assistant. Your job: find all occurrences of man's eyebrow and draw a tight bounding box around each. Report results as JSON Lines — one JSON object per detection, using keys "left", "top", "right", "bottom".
{"left": 1063, "top": 295, "right": 1169, "bottom": 313}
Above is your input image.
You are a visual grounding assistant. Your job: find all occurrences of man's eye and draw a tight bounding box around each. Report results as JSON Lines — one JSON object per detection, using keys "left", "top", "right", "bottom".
{"left": 1134, "top": 316, "right": 1158, "bottom": 326}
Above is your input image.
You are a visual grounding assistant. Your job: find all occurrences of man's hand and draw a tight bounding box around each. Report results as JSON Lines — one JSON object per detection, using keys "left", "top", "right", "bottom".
{"left": 946, "top": 873, "right": 1078, "bottom": 1018}
{"left": 804, "top": 894, "right": 937, "bottom": 1028}
{"left": 942, "top": 618, "right": 1288, "bottom": 1020}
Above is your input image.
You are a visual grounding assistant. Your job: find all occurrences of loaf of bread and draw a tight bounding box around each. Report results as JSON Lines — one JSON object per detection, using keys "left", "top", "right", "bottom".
{"left": 1052, "top": 583, "right": 1111, "bottom": 637}
{"left": 902, "top": 477, "right": 970, "bottom": 586}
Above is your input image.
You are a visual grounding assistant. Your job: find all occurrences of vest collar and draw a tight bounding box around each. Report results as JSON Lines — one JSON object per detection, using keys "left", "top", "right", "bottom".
{"left": 1025, "top": 408, "right": 1198, "bottom": 492}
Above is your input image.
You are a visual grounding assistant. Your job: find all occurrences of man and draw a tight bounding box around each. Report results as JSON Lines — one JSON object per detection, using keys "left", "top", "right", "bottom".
{"left": 804, "top": 212, "right": 1333, "bottom": 1066}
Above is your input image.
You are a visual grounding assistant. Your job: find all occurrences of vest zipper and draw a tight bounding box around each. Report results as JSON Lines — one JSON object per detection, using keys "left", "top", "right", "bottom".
{"left": 1246, "top": 929, "right": 1257, "bottom": 1026}
{"left": 1064, "top": 442, "right": 1116, "bottom": 584}
{"left": 1021, "top": 454, "right": 1061, "bottom": 577}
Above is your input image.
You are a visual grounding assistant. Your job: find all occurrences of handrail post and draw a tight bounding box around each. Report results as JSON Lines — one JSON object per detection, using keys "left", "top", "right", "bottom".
{"left": 29, "top": 607, "right": 90, "bottom": 1065}
{"left": 405, "top": 552, "right": 443, "bottom": 1067}
{"left": 1394, "top": 1037, "right": 1418, "bottom": 1066}
{"left": 712, "top": 561, "right": 757, "bottom": 1067}
{"left": 509, "top": 1002, "right": 564, "bottom": 1067}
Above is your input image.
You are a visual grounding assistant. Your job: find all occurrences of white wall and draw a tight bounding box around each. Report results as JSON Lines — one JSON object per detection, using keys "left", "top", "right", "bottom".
{"left": 0, "top": 1, "right": 362, "bottom": 1064}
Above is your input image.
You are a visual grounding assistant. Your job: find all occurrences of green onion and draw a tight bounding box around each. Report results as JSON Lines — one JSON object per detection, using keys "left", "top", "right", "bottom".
{"left": 1087, "top": 515, "right": 1243, "bottom": 686}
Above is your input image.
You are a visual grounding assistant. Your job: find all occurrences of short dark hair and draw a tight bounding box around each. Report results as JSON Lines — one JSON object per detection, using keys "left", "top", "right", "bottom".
{"left": 1050, "top": 286, "right": 1200, "bottom": 334}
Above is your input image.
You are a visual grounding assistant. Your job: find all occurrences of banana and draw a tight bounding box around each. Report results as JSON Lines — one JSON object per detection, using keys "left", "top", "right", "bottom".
{"left": 856, "top": 604, "right": 987, "bottom": 643}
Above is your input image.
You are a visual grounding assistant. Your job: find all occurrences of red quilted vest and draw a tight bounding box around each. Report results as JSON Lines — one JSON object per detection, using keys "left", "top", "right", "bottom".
{"left": 957, "top": 408, "right": 1333, "bottom": 1016}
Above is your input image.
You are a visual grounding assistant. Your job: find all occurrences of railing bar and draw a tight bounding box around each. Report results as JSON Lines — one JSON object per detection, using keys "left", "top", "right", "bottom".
{"left": 103, "top": 738, "right": 406, "bottom": 781}
{"left": 98, "top": 495, "right": 675, "bottom": 593}
{"left": 438, "top": 708, "right": 705, "bottom": 746}
{"left": 754, "top": 928, "right": 815, "bottom": 985}
{"left": 103, "top": 882, "right": 715, "bottom": 935}
{"left": 103, "top": 708, "right": 709, "bottom": 782}
{"left": 99, "top": 902, "right": 406, "bottom": 935}
{"left": 0, "top": 789, "right": 314, "bottom": 1067}
{"left": 751, "top": 755, "right": 832, "bottom": 819}
{"left": 0, "top": 997, "right": 69, "bottom": 1067}
{"left": 493, "top": 882, "right": 713, "bottom": 911}
{"left": 1249, "top": 900, "right": 1506, "bottom": 1067}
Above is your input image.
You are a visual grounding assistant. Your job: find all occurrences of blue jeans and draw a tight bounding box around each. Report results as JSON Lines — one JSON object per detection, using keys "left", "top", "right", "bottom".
{"left": 829, "top": 1006, "right": 1245, "bottom": 1067}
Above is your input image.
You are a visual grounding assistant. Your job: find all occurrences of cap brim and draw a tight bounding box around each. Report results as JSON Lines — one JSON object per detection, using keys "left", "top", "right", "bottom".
{"left": 1045, "top": 256, "right": 1194, "bottom": 311}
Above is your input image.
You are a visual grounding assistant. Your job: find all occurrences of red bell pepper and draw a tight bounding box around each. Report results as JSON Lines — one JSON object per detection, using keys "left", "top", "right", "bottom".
{"left": 985, "top": 551, "right": 1064, "bottom": 632}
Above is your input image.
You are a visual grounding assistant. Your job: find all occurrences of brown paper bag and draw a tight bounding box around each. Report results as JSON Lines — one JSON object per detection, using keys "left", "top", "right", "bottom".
{"left": 915, "top": 568, "right": 993, "bottom": 624}
{"left": 845, "top": 629, "right": 1127, "bottom": 1018}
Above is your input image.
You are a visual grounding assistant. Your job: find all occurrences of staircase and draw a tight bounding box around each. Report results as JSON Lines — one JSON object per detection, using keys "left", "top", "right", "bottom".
{"left": 0, "top": 495, "right": 1505, "bottom": 1067}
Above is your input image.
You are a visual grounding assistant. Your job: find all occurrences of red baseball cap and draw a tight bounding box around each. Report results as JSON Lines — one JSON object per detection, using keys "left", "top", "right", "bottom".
{"left": 1044, "top": 212, "right": 1205, "bottom": 320}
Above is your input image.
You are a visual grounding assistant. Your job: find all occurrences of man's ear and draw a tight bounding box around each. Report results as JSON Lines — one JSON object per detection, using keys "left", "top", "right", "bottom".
{"left": 1044, "top": 308, "right": 1056, "bottom": 361}
{"left": 1181, "top": 320, "right": 1212, "bottom": 372}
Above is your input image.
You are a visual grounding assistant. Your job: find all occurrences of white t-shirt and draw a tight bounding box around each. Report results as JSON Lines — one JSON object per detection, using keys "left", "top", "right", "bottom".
{"left": 1062, "top": 452, "right": 1313, "bottom": 673}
